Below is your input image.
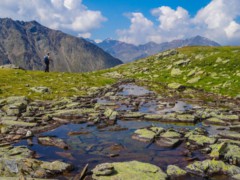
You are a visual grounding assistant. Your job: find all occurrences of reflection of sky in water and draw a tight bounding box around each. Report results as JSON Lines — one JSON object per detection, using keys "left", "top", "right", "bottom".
{"left": 15, "top": 120, "right": 203, "bottom": 179}
{"left": 13, "top": 84, "right": 215, "bottom": 179}
{"left": 118, "top": 84, "right": 153, "bottom": 96}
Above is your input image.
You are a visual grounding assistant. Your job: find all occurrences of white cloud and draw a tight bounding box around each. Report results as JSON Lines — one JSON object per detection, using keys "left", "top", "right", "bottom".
{"left": 117, "top": 13, "right": 156, "bottom": 44}
{"left": 224, "top": 21, "right": 240, "bottom": 38}
{"left": 0, "top": 0, "right": 107, "bottom": 38}
{"left": 78, "top": 32, "right": 91, "bottom": 38}
{"left": 152, "top": 6, "right": 190, "bottom": 30}
{"left": 117, "top": 0, "right": 240, "bottom": 45}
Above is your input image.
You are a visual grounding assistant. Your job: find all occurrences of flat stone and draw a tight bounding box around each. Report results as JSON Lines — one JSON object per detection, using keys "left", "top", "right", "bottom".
{"left": 219, "top": 132, "right": 240, "bottom": 141}
{"left": 160, "top": 131, "right": 181, "bottom": 138}
{"left": 203, "top": 117, "right": 227, "bottom": 126}
{"left": 230, "top": 125, "right": 240, "bottom": 131}
{"left": 218, "top": 139, "right": 240, "bottom": 146}
{"left": 156, "top": 138, "right": 181, "bottom": 148}
{"left": 214, "top": 114, "right": 239, "bottom": 122}
{"left": 132, "top": 128, "right": 157, "bottom": 142}
{"left": 1, "top": 120, "right": 37, "bottom": 127}
{"left": 38, "top": 137, "right": 68, "bottom": 149}
{"left": 92, "top": 161, "right": 167, "bottom": 180}
{"left": 176, "top": 114, "right": 195, "bottom": 123}
{"left": 144, "top": 114, "right": 163, "bottom": 120}
{"left": 188, "top": 134, "right": 216, "bottom": 146}
{"left": 122, "top": 112, "right": 144, "bottom": 119}
{"left": 0, "top": 116, "right": 18, "bottom": 121}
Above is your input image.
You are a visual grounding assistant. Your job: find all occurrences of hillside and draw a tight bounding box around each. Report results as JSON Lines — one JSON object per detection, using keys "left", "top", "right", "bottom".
{"left": 0, "top": 18, "right": 122, "bottom": 72}
{"left": 96, "top": 36, "right": 220, "bottom": 63}
{"left": 0, "top": 46, "right": 239, "bottom": 100}
{"left": 0, "top": 46, "right": 240, "bottom": 180}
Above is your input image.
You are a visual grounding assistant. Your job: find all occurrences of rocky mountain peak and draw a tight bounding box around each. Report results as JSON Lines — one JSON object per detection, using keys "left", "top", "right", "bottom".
{"left": 0, "top": 18, "right": 122, "bottom": 72}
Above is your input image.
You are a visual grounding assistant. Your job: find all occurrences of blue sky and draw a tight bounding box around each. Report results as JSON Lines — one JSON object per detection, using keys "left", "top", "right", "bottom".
{"left": 84, "top": 0, "right": 211, "bottom": 40}
{"left": 0, "top": 0, "right": 240, "bottom": 45}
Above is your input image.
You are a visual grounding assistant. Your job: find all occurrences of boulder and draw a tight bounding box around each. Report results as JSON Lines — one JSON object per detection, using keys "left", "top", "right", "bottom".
{"left": 174, "top": 59, "right": 190, "bottom": 66}
{"left": 92, "top": 163, "right": 114, "bottom": 176}
{"left": 92, "top": 161, "right": 167, "bottom": 180}
{"left": 224, "top": 144, "right": 240, "bottom": 165}
{"left": 171, "top": 68, "right": 182, "bottom": 77}
{"left": 30, "top": 87, "right": 51, "bottom": 93}
{"left": 104, "top": 108, "right": 118, "bottom": 121}
{"left": 0, "top": 64, "right": 23, "bottom": 69}
{"left": 1, "top": 96, "right": 29, "bottom": 116}
{"left": 40, "top": 160, "right": 73, "bottom": 172}
{"left": 187, "top": 77, "right": 201, "bottom": 84}
{"left": 167, "top": 165, "right": 187, "bottom": 178}
{"left": 0, "top": 158, "right": 72, "bottom": 178}
{"left": 186, "top": 159, "right": 240, "bottom": 177}
{"left": 0, "top": 145, "right": 33, "bottom": 159}
{"left": 167, "top": 83, "right": 185, "bottom": 90}
{"left": 209, "top": 142, "right": 227, "bottom": 159}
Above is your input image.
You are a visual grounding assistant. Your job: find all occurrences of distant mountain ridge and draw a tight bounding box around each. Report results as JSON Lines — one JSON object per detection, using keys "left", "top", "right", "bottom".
{"left": 93, "top": 36, "right": 220, "bottom": 63}
{"left": 0, "top": 18, "right": 122, "bottom": 72}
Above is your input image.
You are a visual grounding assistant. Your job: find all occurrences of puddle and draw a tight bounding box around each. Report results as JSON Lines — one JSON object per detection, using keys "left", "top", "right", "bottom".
{"left": 13, "top": 84, "right": 220, "bottom": 179}
{"left": 118, "top": 84, "right": 153, "bottom": 96}
{"left": 15, "top": 120, "right": 204, "bottom": 179}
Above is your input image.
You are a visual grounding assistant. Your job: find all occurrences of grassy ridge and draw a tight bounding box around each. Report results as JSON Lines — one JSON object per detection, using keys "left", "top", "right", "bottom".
{"left": 111, "top": 46, "right": 240, "bottom": 97}
{"left": 0, "top": 69, "right": 115, "bottom": 100}
{"left": 0, "top": 46, "right": 239, "bottom": 100}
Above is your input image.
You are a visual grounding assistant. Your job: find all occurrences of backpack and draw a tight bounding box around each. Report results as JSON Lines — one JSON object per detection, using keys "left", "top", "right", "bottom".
{"left": 44, "top": 56, "right": 49, "bottom": 64}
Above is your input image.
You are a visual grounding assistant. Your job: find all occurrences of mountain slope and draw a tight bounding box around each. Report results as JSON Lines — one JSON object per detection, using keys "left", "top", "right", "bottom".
{"left": 0, "top": 18, "right": 122, "bottom": 72}
{"left": 96, "top": 36, "right": 221, "bottom": 63}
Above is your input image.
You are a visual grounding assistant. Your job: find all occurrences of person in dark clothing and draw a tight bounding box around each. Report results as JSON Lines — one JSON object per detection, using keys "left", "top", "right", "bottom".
{"left": 44, "top": 53, "right": 50, "bottom": 72}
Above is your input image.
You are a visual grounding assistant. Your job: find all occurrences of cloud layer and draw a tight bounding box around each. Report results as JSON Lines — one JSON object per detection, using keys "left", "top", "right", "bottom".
{"left": 0, "top": 0, "right": 106, "bottom": 38}
{"left": 117, "top": 0, "right": 240, "bottom": 45}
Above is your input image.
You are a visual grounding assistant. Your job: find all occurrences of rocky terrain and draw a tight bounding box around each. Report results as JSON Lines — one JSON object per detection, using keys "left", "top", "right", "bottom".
{"left": 0, "top": 46, "right": 239, "bottom": 179}
{"left": 94, "top": 36, "right": 220, "bottom": 63}
{"left": 0, "top": 18, "right": 122, "bottom": 72}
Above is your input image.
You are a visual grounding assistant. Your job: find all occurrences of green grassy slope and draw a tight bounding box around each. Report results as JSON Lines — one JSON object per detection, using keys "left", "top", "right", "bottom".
{"left": 0, "top": 46, "right": 239, "bottom": 100}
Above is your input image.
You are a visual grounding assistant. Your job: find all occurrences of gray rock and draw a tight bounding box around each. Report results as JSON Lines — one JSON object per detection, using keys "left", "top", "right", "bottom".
{"left": 167, "top": 165, "right": 187, "bottom": 177}
{"left": 92, "top": 163, "right": 114, "bottom": 176}
{"left": 4, "top": 159, "right": 18, "bottom": 173}
{"left": 30, "top": 87, "right": 51, "bottom": 93}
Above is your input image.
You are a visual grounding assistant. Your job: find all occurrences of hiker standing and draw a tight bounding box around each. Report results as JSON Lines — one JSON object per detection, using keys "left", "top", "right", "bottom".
{"left": 44, "top": 53, "right": 51, "bottom": 72}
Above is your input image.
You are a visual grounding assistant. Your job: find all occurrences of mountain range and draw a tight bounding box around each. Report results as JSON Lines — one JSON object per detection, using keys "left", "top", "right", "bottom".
{"left": 0, "top": 18, "right": 122, "bottom": 72}
{"left": 92, "top": 36, "right": 220, "bottom": 63}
